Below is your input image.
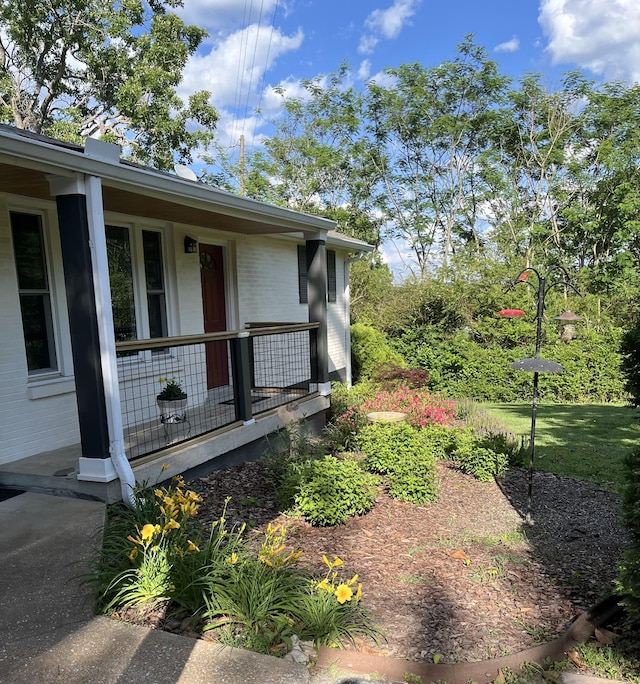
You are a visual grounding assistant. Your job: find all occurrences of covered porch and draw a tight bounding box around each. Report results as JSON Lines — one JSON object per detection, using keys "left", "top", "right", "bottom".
{"left": 0, "top": 127, "right": 347, "bottom": 502}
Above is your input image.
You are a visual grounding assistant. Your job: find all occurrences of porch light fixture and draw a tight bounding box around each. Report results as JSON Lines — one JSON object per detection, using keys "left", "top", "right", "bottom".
{"left": 184, "top": 236, "right": 198, "bottom": 254}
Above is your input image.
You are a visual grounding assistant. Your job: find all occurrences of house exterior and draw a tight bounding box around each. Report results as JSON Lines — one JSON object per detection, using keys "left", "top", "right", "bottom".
{"left": 0, "top": 125, "right": 372, "bottom": 503}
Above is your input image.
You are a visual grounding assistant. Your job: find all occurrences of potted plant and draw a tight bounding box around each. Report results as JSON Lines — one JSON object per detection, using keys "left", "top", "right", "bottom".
{"left": 157, "top": 377, "right": 188, "bottom": 424}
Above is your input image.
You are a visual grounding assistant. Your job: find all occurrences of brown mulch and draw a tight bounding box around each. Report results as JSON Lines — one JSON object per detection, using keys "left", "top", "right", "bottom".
{"left": 189, "top": 459, "right": 627, "bottom": 664}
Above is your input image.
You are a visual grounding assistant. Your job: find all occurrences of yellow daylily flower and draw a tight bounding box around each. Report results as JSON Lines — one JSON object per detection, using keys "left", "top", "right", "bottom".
{"left": 348, "top": 573, "right": 359, "bottom": 586}
{"left": 163, "top": 519, "right": 180, "bottom": 532}
{"left": 317, "top": 578, "right": 332, "bottom": 592}
{"left": 128, "top": 547, "right": 138, "bottom": 561}
{"left": 354, "top": 583, "right": 363, "bottom": 602}
{"left": 226, "top": 553, "right": 238, "bottom": 565}
{"left": 140, "top": 524, "right": 157, "bottom": 543}
{"left": 335, "top": 584, "right": 353, "bottom": 604}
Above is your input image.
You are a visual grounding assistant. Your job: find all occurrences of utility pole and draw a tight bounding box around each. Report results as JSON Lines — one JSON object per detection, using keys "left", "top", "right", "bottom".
{"left": 239, "top": 134, "right": 245, "bottom": 196}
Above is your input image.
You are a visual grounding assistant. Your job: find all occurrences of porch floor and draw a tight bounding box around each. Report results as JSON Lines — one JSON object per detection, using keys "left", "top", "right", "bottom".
{"left": 0, "top": 388, "right": 311, "bottom": 500}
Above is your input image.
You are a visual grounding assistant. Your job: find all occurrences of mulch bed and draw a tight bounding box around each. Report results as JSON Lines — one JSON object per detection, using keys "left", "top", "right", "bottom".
{"left": 191, "top": 459, "right": 627, "bottom": 663}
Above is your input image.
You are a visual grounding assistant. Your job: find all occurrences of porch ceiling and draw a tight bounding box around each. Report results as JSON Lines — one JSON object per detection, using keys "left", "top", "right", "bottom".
{"left": 0, "top": 161, "right": 300, "bottom": 236}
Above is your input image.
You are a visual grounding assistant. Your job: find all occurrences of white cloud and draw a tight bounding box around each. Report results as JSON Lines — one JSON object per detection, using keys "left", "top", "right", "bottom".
{"left": 357, "top": 60, "right": 372, "bottom": 81}
{"left": 494, "top": 36, "right": 520, "bottom": 53}
{"left": 180, "top": 24, "right": 303, "bottom": 107}
{"left": 176, "top": 0, "right": 283, "bottom": 33}
{"left": 358, "top": 0, "right": 421, "bottom": 55}
{"left": 539, "top": 0, "right": 640, "bottom": 83}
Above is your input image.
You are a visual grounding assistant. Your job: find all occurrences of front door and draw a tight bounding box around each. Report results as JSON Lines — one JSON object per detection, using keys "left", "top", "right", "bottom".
{"left": 200, "top": 244, "right": 229, "bottom": 389}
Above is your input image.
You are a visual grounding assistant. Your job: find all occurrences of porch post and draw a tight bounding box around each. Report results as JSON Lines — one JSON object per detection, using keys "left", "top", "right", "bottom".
{"left": 306, "top": 234, "right": 330, "bottom": 395}
{"left": 49, "top": 175, "right": 113, "bottom": 477}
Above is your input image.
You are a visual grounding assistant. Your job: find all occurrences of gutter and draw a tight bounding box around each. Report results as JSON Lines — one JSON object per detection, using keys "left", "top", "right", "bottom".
{"left": 85, "top": 175, "right": 136, "bottom": 506}
{"left": 344, "top": 251, "right": 366, "bottom": 387}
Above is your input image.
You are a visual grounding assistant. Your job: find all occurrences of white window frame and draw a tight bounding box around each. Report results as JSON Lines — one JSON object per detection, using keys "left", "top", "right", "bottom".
{"left": 7, "top": 201, "right": 72, "bottom": 384}
{"left": 106, "top": 221, "right": 172, "bottom": 364}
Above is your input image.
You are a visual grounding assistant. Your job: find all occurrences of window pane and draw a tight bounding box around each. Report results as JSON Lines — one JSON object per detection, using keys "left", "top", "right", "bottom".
{"left": 142, "top": 230, "right": 167, "bottom": 339}
{"left": 147, "top": 293, "right": 167, "bottom": 339}
{"left": 20, "top": 294, "right": 55, "bottom": 371}
{"left": 12, "top": 213, "right": 47, "bottom": 290}
{"left": 106, "top": 225, "right": 136, "bottom": 342}
{"left": 142, "top": 230, "right": 164, "bottom": 291}
{"left": 11, "top": 212, "right": 57, "bottom": 372}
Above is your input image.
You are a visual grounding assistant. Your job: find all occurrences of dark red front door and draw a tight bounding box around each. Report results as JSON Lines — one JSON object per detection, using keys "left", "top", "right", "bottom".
{"left": 200, "top": 244, "right": 229, "bottom": 389}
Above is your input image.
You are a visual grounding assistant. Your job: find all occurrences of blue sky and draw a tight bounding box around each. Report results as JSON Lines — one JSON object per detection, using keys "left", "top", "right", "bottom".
{"left": 176, "top": 0, "right": 640, "bottom": 152}
{"left": 174, "top": 0, "right": 640, "bottom": 274}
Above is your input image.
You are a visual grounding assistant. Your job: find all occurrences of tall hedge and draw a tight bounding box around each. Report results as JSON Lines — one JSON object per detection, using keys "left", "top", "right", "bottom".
{"left": 391, "top": 325, "right": 626, "bottom": 403}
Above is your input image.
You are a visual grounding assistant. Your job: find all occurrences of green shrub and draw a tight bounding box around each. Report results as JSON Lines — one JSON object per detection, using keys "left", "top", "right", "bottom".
{"left": 351, "top": 323, "right": 405, "bottom": 382}
{"left": 294, "top": 456, "right": 380, "bottom": 526}
{"left": 616, "top": 448, "right": 640, "bottom": 625}
{"left": 323, "top": 408, "right": 369, "bottom": 452}
{"left": 357, "top": 422, "right": 439, "bottom": 504}
{"left": 387, "top": 452, "right": 439, "bottom": 504}
{"left": 453, "top": 442, "right": 508, "bottom": 482}
{"left": 328, "top": 380, "right": 374, "bottom": 419}
{"left": 420, "top": 423, "right": 466, "bottom": 459}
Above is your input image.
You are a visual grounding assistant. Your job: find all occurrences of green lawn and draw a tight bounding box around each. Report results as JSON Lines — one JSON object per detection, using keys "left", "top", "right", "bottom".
{"left": 480, "top": 402, "right": 640, "bottom": 491}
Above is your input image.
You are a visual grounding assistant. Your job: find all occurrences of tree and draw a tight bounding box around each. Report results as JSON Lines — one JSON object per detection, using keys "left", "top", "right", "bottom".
{"left": 0, "top": 0, "right": 218, "bottom": 169}
{"left": 206, "top": 65, "right": 382, "bottom": 247}
{"left": 363, "top": 37, "right": 510, "bottom": 276}
{"left": 481, "top": 72, "right": 588, "bottom": 267}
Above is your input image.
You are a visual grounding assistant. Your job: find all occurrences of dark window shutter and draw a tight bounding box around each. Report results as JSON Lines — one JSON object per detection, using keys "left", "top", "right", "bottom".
{"left": 297, "top": 245, "right": 308, "bottom": 303}
{"left": 327, "top": 250, "right": 336, "bottom": 303}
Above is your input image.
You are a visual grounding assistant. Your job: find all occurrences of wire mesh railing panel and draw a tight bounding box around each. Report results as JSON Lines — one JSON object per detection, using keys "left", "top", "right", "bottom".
{"left": 117, "top": 341, "right": 238, "bottom": 460}
{"left": 115, "top": 324, "right": 318, "bottom": 461}
{"left": 249, "top": 330, "right": 312, "bottom": 413}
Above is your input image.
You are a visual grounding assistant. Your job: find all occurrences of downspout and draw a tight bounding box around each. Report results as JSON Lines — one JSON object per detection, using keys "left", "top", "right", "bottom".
{"left": 344, "top": 251, "right": 365, "bottom": 387}
{"left": 85, "top": 174, "right": 136, "bottom": 506}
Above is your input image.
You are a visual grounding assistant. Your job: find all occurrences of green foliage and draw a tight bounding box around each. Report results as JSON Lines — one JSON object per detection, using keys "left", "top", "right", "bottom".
{"left": 393, "top": 324, "right": 626, "bottom": 403}
{"left": 293, "top": 554, "right": 380, "bottom": 647}
{"left": 386, "top": 451, "right": 440, "bottom": 504}
{"left": 0, "top": 0, "right": 218, "bottom": 169}
{"left": 616, "top": 448, "right": 640, "bottom": 626}
{"left": 621, "top": 312, "right": 640, "bottom": 407}
{"left": 323, "top": 408, "right": 369, "bottom": 453}
{"left": 357, "top": 422, "right": 439, "bottom": 504}
{"left": 351, "top": 323, "right": 405, "bottom": 383}
{"left": 293, "top": 456, "right": 380, "bottom": 527}
{"left": 453, "top": 442, "right": 509, "bottom": 482}
{"left": 92, "top": 480, "right": 379, "bottom": 654}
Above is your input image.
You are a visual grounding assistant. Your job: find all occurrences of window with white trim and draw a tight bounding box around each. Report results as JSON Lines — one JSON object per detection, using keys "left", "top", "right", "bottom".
{"left": 106, "top": 225, "right": 168, "bottom": 349}
{"left": 11, "top": 211, "right": 58, "bottom": 373}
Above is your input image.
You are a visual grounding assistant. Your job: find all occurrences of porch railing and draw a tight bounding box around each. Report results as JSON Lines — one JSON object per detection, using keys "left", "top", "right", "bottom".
{"left": 115, "top": 323, "right": 319, "bottom": 461}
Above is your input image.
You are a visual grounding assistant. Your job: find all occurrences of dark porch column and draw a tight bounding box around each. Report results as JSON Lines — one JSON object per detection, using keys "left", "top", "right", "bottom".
{"left": 306, "top": 237, "right": 329, "bottom": 387}
{"left": 52, "top": 181, "right": 110, "bottom": 461}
